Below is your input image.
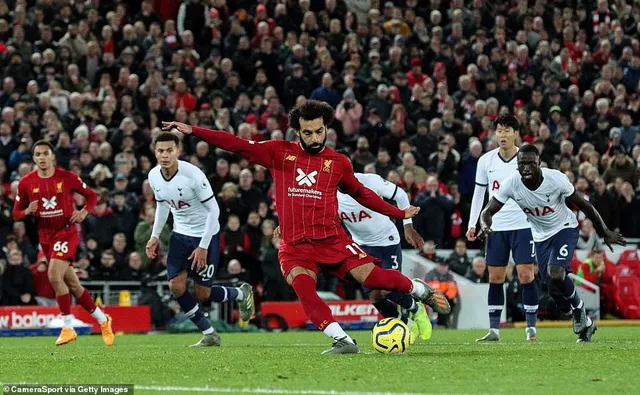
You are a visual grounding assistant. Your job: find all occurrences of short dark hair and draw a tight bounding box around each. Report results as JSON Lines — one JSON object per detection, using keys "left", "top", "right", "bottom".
{"left": 494, "top": 114, "right": 520, "bottom": 132}
{"left": 519, "top": 143, "right": 540, "bottom": 156}
{"left": 154, "top": 132, "right": 180, "bottom": 146}
{"left": 32, "top": 140, "right": 54, "bottom": 153}
{"left": 288, "top": 100, "right": 335, "bottom": 130}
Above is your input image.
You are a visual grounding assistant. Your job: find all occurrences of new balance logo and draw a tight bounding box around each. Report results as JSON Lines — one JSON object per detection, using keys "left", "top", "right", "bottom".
{"left": 42, "top": 197, "right": 57, "bottom": 210}
{"left": 296, "top": 169, "right": 318, "bottom": 187}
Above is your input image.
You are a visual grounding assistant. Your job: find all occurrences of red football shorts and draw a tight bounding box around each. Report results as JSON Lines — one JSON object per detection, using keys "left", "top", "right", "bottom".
{"left": 278, "top": 233, "right": 379, "bottom": 280}
{"left": 40, "top": 227, "right": 79, "bottom": 264}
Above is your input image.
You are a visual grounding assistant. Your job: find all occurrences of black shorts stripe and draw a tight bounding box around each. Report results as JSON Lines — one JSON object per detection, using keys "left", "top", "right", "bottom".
{"left": 200, "top": 194, "right": 214, "bottom": 204}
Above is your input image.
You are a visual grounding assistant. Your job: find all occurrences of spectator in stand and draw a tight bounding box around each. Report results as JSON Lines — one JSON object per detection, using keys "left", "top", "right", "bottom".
{"left": 446, "top": 238, "right": 472, "bottom": 276}
{"left": 576, "top": 248, "right": 616, "bottom": 315}
{"left": 220, "top": 214, "right": 250, "bottom": 258}
{"left": 465, "top": 256, "right": 489, "bottom": 284}
{"left": 1, "top": 249, "right": 33, "bottom": 305}
{"left": 576, "top": 219, "right": 603, "bottom": 251}
{"left": 413, "top": 176, "right": 453, "bottom": 247}
{"left": 29, "top": 252, "right": 56, "bottom": 306}
{"left": 419, "top": 240, "right": 445, "bottom": 264}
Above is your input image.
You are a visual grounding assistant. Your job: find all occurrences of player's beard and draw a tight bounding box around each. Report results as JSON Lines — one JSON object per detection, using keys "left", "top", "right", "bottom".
{"left": 300, "top": 136, "right": 327, "bottom": 155}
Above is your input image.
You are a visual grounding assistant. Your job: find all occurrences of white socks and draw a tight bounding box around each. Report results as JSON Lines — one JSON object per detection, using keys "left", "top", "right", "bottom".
{"left": 203, "top": 327, "right": 215, "bottom": 335}
{"left": 410, "top": 280, "right": 426, "bottom": 298}
{"left": 62, "top": 314, "right": 74, "bottom": 328}
{"left": 323, "top": 322, "right": 354, "bottom": 344}
{"left": 91, "top": 307, "right": 107, "bottom": 324}
{"left": 236, "top": 288, "right": 244, "bottom": 301}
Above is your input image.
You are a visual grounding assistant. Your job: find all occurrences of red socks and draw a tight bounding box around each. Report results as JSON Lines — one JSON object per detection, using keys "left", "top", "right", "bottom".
{"left": 56, "top": 293, "right": 71, "bottom": 315}
{"left": 291, "top": 275, "right": 335, "bottom": 331}
{"left": 77, "top": 289, "right": 97, "bottom": 313}
{"left": 363, "top": 266, "right": 412, "bottom": 293}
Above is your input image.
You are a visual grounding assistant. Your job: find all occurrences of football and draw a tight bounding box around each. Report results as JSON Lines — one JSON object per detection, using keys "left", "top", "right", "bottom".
{"left": 371, "top": 318, "right": 410, "bottom": 354}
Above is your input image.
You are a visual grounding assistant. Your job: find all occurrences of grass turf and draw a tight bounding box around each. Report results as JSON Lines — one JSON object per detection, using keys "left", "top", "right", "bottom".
{"left": 0, "top": 327, "right": 639, "bottom": 395}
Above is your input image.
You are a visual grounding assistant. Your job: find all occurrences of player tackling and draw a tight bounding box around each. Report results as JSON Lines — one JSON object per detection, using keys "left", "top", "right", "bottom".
{"left": 146, "top": 132, "right": 254, "bottom": 347}
{"left": 162, "top": 100, "right": 450, "bottom": 354}
{"left": 467, "top": 115, "right": 539, "bottom": 342}
{"left": 13, "top": 141, "right": 114, "bottom": 346}
{"left": 336, "top": 171, "right": 433, "bottom": 343}
{"left": 480, "top": 144, "right": 626, "bottom": 342}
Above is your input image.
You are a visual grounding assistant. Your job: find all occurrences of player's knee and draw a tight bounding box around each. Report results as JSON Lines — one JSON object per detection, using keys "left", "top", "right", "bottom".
{"left": 194, "top": 287, "right": 210, "bottom": 303}
{"left": 168, "top": 278, "right": 187, "bottom": 297}
{"left": 548, "top": 264, "right": 566, "bottom": 281}
{"left": 47, "top": 271, "right": 65, "bottom": 288}
{"left": 488, "top": 270, "right": 506, "bottom": 284}
{"left": 517, "top": 266, "right": 535, "bottom": 284}
{"left": 286, "top": 267, "right": 316, "bottom": 286}
{"left": 350, "top": 262, "right": 375, "bottom": 284}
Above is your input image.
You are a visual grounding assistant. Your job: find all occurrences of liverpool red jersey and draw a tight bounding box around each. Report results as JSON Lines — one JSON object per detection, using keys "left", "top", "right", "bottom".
{"left": 192, "top": 127, "right": 405, "bottom": 244}
{"left": 13, "top": 168, "right": 98, "bottom": 242}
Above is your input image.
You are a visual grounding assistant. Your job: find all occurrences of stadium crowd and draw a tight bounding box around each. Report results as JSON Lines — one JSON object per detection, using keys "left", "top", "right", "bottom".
{"left": 0, "top": 0, "right": 639, "bottom": 318}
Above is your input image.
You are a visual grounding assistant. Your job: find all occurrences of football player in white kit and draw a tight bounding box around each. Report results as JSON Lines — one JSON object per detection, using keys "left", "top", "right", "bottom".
{"left": 480, "top": 144, "right": 625, "bottom": 342}
{"left": 466, "top": 115, "right": 539, "bottom": 342}
{"left": 337, "top": 171, "right": 436, "bottom": 343}
{"left": 146, "top": 132, "right": 254, "bottom": 347}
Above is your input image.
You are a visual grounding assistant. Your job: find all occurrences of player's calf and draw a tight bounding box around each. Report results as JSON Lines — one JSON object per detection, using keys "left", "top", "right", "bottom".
{"left": 517, "top": 264, "right": 539, "bottom": 338}
{"left": 548, "top": 264, "right": 592, "bottom": 334}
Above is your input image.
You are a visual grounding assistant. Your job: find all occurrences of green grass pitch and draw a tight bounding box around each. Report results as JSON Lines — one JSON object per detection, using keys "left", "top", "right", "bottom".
{"left": 1, "top": 327, "right": 639, "bottom": 395}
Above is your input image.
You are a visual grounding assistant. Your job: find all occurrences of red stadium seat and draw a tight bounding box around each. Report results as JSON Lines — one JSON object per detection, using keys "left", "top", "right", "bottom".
{"left": 613, "top": 265, "right": 640, "bottom": 319}
{"left": 617, "top": 249, "right": 640, "bottom": 269}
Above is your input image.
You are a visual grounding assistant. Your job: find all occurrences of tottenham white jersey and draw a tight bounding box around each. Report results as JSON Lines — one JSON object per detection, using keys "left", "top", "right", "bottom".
{"left": 476, "top": 148, "right": 530, "bottom": 231}
{"left": 337, "top": 173, "right": 402, "bottom": 247}
{"left": 495, "top": 168, "right": 578, "bottom": 242}
{"left": 148, "top": 161, "right": 219, "bottom": 238}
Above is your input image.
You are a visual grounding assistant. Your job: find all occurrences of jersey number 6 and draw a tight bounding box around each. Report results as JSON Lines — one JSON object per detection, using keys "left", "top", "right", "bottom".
{"left": 53, "top": 241, "right": 69, "bottom": 254}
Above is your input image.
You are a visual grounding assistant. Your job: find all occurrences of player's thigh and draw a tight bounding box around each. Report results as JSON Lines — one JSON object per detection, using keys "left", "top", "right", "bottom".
{"left": 534, "top": 239, "right": 554, "bottom": 284}
{"left": 191, "top": 233, "right": 220, "bottom": 288}
{"left": 317, "top": 234, "right": 377, "bottom": 282}
{"left": 508, "top": 228, "right": 537, "bottom": 266}
{"left": 49, "top": 230, "right": 80, "bottom": 262}
{"left": 278, "top": 241, "right": 320, "bottom": 285}
{"left": 361, "top": 244, "right": 403, "bottom": 271}
{"left": 549, "top": 227, "right": 579, "bottom": 273}
{"left": 166, "top": 232, "right": 194, "bottom": 282}
{"left": 485, "top": 231, "right": 511, "bottom": 267}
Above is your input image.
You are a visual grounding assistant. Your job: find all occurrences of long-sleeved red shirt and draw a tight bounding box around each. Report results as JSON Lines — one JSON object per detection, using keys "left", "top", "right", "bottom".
{"left": 192, "top": 126, "right": 405, "bottom": 244}
{"left": 13, "top": 168, "right": 98, "bottom": 242}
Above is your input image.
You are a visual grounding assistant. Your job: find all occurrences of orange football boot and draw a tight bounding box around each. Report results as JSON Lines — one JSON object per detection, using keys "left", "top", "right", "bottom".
{"left": 55, "top": 327, "right": 78, "bottom": 346}
{"left": 101, "top": 314, "right": 115, "bottom": 346}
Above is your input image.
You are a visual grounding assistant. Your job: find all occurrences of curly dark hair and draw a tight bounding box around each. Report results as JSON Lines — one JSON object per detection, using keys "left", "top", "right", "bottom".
{"left": 288, "top": 100, "right": 335, "bottom": 130}
{"left": 494, "top": 114, "right": 520, "bottom": 132}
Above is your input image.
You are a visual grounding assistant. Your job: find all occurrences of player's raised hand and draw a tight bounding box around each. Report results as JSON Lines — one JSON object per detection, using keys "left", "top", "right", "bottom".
{"left": 603, "top": 229, "right": 626, "bottom": 252}
{"left": 69, "top": 208, "right": 89, "bottom": 223}
{"left": 24, "top": 200, "right": 38, "bottom": 215}
{"left": 146, "top": 237, "right": 160, "bottom": 259}
{"left": 403, "top": 205, "right": 420, "bottom": 219}
{"left": 162, "top": 121, "right": 193, "bottom": 135}
{"left": 189, "top": 247, "right": 208, "bottom": 272}
{"left": 404, "top": 225, "right": 424, "bottom": 250}
{"left": 466, "top": 227, "right": 477, "bottom": 242}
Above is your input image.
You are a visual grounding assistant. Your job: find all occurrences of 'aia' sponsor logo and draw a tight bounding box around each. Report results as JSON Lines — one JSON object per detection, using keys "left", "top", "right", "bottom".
{"left": 523, "top": 206, "right": 555, "bottom": 216}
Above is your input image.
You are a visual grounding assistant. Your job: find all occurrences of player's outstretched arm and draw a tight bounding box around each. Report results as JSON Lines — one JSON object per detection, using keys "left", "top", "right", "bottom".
{"left": 162, "top": 121, "right": 273, "bottom": 167}
{"left": 479, "top": 198, "right": 505, "bottom": 239}
{"left": 567, "top": 192, "right": 626, "bottom": 251}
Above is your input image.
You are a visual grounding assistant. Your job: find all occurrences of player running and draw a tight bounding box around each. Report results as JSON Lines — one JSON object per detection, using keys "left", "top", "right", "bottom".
{"left": 162, "top": 100, "right": 450, "bottom": 355}
{"left": 480, "top": 144, "right": 625, "bottom": 342}
{"left": 336, "top": 171, "right": 431, "bottom": 344}
{"left": 13, "top": 141, "right": 114, "bottom": 346}
{"left": 146, "top": 132, "right": 254, "bottom": 347}
{"left": 467, "top": 115, "right": 539, "bottom": 342}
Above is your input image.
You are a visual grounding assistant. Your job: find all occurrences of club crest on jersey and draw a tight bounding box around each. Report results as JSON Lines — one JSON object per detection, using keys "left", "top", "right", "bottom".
{"left": 168, "top": 200, "right": 191, "bottom": 209}
{"left": 56, "top": 182, "right": 63, "bottom": 193}
{"left": 322, "top": 159, "right": 332, "bottom": 172}
{"left": 523, "top": 206, "right": 555, "bottom": 216}
{"left": 285, "top": 155, "right": 297, "bottom": 161}
{"left": 32, "top": 187, "right": 39, "bottom": 193}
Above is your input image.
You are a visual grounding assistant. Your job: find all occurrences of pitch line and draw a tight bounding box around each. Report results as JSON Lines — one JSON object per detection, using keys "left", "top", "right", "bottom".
{"left": 135, "top": 385, "right": 483, "bottom": 395}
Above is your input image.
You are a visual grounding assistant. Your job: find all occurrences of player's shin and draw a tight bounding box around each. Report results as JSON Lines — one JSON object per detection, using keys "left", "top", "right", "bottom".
{"left": 56, "top": 293, "right": 73, "bottom": 327}
{"left": 291, "top": 274, "right": 354, "bottom": 344}
{"left": 209, "top": 285, "right": 242, "bottom": 302}
{"left": 487, "top": 283, "right": 504, "bottom": 333}
{"left": 77, "top": 288, "right": 107, "bottom": 324}
{"left": 176, "top": 292, "right": 215, "bottom": 335}
{"left": 522, "top": 281, "right": 539, "bottom": 329}
{"left": 386, "top": 293, "right": 418, "bottom": 312}
{"left": 372, "top": 299, "right": 401, "bottom": 319}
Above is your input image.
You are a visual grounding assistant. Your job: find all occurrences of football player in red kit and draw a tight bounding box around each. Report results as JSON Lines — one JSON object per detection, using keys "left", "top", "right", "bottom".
{"left": 162, "top": 100, "right": 450, "bottom": 354}
{"left": 13, "top": 141, "right": 115, "bottom": 346}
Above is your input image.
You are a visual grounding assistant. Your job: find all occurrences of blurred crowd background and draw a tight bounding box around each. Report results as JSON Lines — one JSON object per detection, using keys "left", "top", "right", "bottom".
{"left": 0, "top": 0, "right": 639, "bottom": 323}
